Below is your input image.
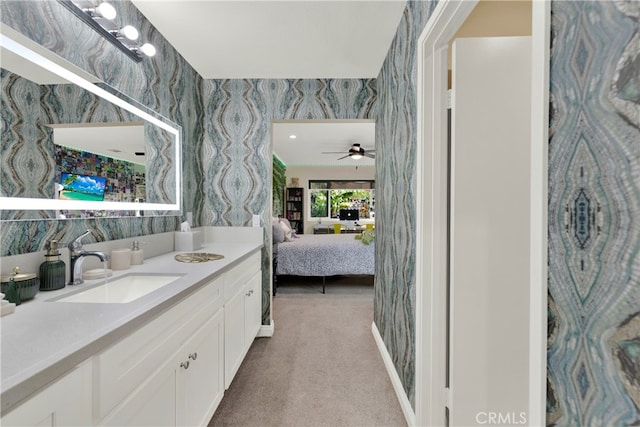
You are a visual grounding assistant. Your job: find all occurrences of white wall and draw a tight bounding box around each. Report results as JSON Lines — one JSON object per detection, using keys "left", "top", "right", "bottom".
{"left": 285, "top": 165, "right": 374, "bottom": 234}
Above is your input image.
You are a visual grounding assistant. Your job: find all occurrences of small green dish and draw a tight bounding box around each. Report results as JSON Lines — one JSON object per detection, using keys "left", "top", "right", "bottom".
{"left": 1, "top": 267, "right": 40, "bottom": 302}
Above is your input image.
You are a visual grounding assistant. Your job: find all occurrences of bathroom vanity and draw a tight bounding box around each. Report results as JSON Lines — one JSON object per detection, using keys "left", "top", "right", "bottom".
{"left": 0, "top": 228, "right": 264, "bottom": 426}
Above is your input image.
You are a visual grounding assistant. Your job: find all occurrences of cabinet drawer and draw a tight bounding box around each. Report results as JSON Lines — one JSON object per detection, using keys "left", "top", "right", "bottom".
{"left": 224, "top": 251, "right": 261, "bottom": 301}
{"left": 94, "top": 277, "right": 222, "bottom": 421}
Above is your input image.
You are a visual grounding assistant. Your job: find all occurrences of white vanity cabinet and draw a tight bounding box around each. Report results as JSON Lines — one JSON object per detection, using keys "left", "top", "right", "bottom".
{"left": 1, "top": 362, "right": 92, "bottom": 426}
{"left": 96, "top": 276, "right": 224, "bottom": 426}
{"left": 224, "top": 252, "right": 262, "bottom": 388}
{"left": 0, "top": 246, "right": 263, "bottom": 427}
{"left": 99, "top": 309, "right": 224, "bottom": 427}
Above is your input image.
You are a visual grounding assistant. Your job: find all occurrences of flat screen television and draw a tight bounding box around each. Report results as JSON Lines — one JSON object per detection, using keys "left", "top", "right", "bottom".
{"left": 339, "top": 209, "right": 359, "bottom": 221}
{"left": 59, "top": 173, "right": 107, "bottom": 202}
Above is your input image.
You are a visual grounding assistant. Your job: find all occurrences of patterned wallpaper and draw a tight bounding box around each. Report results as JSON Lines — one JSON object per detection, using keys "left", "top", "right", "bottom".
{"left": 199, "top": 78, "right": 377, "bottom": 324}
{"left": 0, "top": 0, "right": 202, "bottom": 255}
{"left": 273, "top": 155, "right": 286, "bottom": 216}
{"left": 374, "top": 1, "right": 438, "bottom": 407}
{"left": 547, "top": 1, "right": 640, "bottom": 425}
{"left": 1, "top": 69, "right": 51, "bottom": 205}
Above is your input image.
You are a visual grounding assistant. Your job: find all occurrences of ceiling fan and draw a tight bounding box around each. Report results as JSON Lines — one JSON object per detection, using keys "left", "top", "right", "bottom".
{"left": 322, "top": 143, "right": 375, "bottom": 160}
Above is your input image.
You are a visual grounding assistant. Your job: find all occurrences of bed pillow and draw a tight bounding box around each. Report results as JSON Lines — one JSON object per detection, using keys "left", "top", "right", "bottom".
{"left": 279, "top": 217, "right": 292, "bottom": 230}
{"left": 272, "top": 219, "right": 285, "bottom": 244}
{"left": 279, "top": 220, "right": 293, "bottom": 242}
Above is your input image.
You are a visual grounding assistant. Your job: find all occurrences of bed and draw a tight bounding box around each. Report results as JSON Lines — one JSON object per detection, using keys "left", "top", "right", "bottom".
{"left": 274, "top": 233, "right": 374, "bottom": 293}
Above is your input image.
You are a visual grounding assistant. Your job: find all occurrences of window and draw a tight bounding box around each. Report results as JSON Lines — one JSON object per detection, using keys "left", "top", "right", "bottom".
{"left": 309, "top": 180, "right": 375, "bottom": 219}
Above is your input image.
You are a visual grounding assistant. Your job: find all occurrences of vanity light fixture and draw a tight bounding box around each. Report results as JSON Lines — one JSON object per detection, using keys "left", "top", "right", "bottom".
{"left": 137, "top": 43, "right": 156, "bottom": 57}
{"left": 111, "top": 25, "right": 139, "bottom": 41}
{"left": 84, "top": 2, "right": 116, "bottom": 20}
{"left": 57, "top": 0, "right": 156, "bottom": 62}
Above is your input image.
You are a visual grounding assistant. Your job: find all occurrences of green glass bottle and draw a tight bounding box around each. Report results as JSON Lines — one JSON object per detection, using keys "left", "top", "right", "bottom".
{"left": 39, "top": 240, "right": 66, "bottom": 291}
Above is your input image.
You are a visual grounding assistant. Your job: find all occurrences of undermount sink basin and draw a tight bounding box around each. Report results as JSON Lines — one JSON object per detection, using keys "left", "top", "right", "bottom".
{"left": 54, "top": 273, "right": 183, "bottom": 304}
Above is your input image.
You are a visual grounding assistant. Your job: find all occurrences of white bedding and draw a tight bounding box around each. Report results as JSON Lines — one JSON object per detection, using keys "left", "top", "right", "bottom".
{"left": 276, "top": 233, "right": 374, "bottom": 277}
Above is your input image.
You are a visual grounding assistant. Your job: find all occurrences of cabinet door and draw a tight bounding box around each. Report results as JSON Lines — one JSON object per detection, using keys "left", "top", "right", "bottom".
{"left": 95, "top": 277, "right": 222, "bottom": 420}
{"left": 1, "top": 362, "right": 91, "bottom": 427}
{"left": 99, "top": 354, "right": 178, "bottom": 427}
{"left": 178, "top": 309, "right": 225, "bottom": 427}
{"left": 244, "top": 272, "right": 262, "bottom": 348}
{"left": 224, "top": 288, "right": 246, "bottom": 389}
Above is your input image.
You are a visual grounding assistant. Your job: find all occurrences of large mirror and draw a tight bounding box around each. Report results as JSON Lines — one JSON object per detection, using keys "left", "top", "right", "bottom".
{"left": 0, "top": 29, "right": 181, "bottom": 220}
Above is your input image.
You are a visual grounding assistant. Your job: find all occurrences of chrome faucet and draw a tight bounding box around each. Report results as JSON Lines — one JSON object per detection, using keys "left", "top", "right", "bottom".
{"left": 68, "top": 229, "right": 110, "bottom": 286}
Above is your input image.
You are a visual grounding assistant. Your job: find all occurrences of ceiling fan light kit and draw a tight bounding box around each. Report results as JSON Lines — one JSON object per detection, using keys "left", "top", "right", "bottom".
{"left": 323, "top": 143, "right": 375, "bottom": 161}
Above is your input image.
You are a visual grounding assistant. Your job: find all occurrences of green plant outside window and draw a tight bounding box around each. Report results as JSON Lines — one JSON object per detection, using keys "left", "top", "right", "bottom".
{"left": 310, "top": 189, "right": 374, "bottom": 219}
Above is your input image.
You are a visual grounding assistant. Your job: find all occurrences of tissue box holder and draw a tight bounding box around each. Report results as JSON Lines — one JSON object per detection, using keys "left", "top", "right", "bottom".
{"left": 174, "top": 231, "right": 203, "bottom": 251}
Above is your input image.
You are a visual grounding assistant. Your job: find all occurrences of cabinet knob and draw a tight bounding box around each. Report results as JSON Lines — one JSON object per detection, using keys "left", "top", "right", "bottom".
{"left": 180, "top": 361, "right": 190, "bottom": 369}
{"left": 188, "top": 352, "right": 198, "bottom": 360}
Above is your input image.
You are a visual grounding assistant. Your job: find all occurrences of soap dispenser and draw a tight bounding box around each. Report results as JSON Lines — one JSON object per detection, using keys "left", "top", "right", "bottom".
{"left": 131, "top": 240, "right": 144, "bottom": 265}
{"left": 39, "top": 240, "right": 66, "bottom": 291}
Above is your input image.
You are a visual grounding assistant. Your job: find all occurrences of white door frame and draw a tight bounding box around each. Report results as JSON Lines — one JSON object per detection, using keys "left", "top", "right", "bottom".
{"left": 414, "top": 1, "right": 550, "bottom": 426}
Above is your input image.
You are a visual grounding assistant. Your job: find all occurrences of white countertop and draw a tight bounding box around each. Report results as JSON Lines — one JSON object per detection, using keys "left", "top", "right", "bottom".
{"left": 0, "top": 241, "right": 262, "bottom": 415}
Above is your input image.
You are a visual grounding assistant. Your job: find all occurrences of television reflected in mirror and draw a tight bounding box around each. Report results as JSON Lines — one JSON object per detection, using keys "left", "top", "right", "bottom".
{"left": 0, "top": 28, "right": 181, "bottom": 220}
{"left": 59, "top": 173, "right": 107, "bottom": 202}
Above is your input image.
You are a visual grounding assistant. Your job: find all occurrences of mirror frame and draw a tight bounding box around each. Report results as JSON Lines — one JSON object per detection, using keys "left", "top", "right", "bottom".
{"left": 0, "top": 32, "right": 181, "bottom": 213}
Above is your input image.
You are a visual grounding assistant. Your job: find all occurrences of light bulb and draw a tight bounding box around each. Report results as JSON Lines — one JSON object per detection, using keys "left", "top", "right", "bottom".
{"left": 139, "top": 43, "right": 156, "bottom": 57}
{"left": 350, "top": 154, "right": 363, "bottom": 160}
{"left": 119, "top": 25, "right": 139, "bottom": 41}
{"left": 90, "top": 2, "right": 117, "bottom": 20}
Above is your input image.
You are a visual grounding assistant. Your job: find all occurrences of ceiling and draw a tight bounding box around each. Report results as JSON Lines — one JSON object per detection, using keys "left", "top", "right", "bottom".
{"left": 51, "top": 124, "right": 147, "bottom": 165}
{"left": 272, "top": 121, "right": 375, "bottom": 167}
{"left": 130, "top": 0, "right": 407, "bottom": 79}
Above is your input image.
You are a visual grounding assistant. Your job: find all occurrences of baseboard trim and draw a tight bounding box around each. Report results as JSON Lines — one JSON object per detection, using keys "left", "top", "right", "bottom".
{"left": 371, "top": 321, "right": 416, "bottom": 426}
{"left": 257, "top": 321, "right": 274, "bottom": 337}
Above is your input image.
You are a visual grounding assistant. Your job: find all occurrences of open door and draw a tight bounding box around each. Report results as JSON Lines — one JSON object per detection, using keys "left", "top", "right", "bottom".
{"left": 448, "top": 36, "right": 532, "bottom": 426}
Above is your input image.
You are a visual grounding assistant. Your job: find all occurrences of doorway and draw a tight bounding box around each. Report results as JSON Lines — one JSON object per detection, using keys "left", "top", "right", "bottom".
{"left": 269, "top": 119, "right": 376, "bottom": 293}
{"left": 414, "top": 1, "right": 550, "bottom": 426}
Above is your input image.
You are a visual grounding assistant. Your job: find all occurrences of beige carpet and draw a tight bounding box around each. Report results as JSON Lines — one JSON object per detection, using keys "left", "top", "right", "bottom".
{"left": 209, "top": 276, "right": 407, "bottom": 427}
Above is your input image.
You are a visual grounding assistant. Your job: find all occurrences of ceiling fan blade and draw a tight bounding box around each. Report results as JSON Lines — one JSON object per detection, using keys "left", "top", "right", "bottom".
{"left": 322, "top": 151, "right": 347, "bottom": 154}
{"left": 337, "top": 154, "right": 350, "bottom": 160}
{"left": 364, "top": 153, "right": 376, "bottom": 159}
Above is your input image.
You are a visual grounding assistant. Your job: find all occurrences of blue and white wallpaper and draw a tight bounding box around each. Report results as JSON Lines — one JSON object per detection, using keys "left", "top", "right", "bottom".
{"left": 547, "top": 1, "right": 640, "bottom": 425}
{"left": 374, "top": 0, "right": 438, "bottom": 408}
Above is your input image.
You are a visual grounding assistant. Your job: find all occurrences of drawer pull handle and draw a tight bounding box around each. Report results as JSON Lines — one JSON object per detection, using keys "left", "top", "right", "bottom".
{"left": 188, "top": 352, "right": 198, "bottom": 360}
{"left": 180, "top": 361, "right": 190, "bottom": 370}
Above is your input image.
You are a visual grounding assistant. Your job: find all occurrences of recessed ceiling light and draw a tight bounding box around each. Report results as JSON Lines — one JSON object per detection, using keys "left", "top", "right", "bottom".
{"left": 289, "top": 135, "right": 297, "bottom": 139}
